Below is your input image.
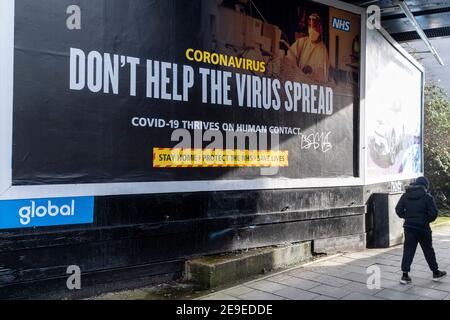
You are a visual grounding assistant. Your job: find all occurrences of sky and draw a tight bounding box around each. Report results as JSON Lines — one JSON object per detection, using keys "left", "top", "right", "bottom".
{"left": 401, "top": 37, "right": 450, "bottom": 96}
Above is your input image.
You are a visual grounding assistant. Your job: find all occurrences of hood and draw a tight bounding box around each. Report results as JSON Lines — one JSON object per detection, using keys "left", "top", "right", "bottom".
{"left": 405, "top": 184, "right": 427, "bottom": 200}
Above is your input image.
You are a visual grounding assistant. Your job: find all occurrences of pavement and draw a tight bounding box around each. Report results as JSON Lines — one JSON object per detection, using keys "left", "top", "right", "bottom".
{"left": 199, "top": 223, "right": 450, "bottom": 300}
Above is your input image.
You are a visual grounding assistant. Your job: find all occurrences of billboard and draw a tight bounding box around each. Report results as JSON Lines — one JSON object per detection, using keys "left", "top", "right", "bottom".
{"left": 1, "top": 0, "right": 363, "bottom": 198}
{"left": 365, "top": 28, "right": 424, "bottom": 182}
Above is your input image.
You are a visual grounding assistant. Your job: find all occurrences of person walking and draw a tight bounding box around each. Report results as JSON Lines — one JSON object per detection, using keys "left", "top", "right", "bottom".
{"left": 395, "top": 176, "right": 447, "bottom": 284}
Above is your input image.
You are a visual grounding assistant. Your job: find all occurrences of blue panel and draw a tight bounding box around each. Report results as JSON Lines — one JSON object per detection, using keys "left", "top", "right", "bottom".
{"left": 0, "top": 197, "right": 94, "bottom": 229}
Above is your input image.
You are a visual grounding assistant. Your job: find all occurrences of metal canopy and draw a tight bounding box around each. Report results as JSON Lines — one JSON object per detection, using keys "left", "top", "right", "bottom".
{"left": 343, "top": 0, "right": 450, "bottom": 40}
{"left": 343, "top": 0, "right": 450, "bottom": 65}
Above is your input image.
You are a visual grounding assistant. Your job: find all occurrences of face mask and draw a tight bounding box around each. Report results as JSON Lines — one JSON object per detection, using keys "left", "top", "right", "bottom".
{"left": 309, "top": 28, "right": 320, "bottom": 42}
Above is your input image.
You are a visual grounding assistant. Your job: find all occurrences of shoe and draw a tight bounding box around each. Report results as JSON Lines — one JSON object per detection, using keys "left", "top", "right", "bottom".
{"left": 433, "top": 270, "right": 447, "bottom": 281}
{"left": 400, "top": 274, "right": 412, "bottom": 285}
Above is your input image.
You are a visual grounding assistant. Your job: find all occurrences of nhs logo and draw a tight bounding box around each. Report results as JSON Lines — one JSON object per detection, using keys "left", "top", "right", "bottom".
{"left": 0, "top": 197, "right": 94, "bottom": 229}
{"left": 332, "top": 17, "right": 351, "bottom": 32}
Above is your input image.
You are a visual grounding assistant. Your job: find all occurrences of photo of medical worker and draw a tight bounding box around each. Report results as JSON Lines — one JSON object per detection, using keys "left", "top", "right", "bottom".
{"left": 286, "top": 12, "right": 330, "bottom": 83}
{"left": 208, "top": 0, "right": 360, "bottom": 90}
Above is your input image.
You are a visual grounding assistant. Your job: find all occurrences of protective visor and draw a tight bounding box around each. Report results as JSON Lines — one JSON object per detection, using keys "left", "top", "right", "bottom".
{"left": 308, "top": 15, "right": 322, "bottom": 30}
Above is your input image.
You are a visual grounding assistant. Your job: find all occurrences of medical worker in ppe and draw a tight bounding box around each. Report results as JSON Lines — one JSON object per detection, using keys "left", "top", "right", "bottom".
{"left": 286, "top": 13, "right": 330, "bottom": 83}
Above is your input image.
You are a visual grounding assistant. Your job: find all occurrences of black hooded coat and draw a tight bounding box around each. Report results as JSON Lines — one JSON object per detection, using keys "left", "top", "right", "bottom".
{"left": 395, "top": 184, "right": 439, "bottom": 230}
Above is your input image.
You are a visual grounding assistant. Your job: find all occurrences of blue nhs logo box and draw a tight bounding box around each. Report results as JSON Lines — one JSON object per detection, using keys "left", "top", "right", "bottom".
{"left": 332, "top": 17, "right": 351, "bottom": 32}
{"left": 0, "top": 197, "right": 94, "bottom": 229}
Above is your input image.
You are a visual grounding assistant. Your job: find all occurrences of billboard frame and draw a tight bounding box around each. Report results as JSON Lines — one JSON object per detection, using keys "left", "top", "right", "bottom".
{"left": 1, "top": 0, "right": 366, "bottom": 200}
{"left": 364, "top": 26, "right": 425, "bottom": 186}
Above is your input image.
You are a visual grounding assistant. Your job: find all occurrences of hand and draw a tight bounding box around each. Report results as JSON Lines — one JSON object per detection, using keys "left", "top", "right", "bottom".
{"left": 302, "top": 65, "right": 313, "bottom": 75}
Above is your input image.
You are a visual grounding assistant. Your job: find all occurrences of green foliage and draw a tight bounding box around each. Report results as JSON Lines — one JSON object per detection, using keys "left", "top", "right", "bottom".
{"left": 424, "top": 84, "right": 450, "bottom": 210}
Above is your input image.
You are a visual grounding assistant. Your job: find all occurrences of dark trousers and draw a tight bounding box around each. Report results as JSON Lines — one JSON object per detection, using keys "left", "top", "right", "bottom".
{"left": 401, "top": 227, "right": 439, "bottom": 273}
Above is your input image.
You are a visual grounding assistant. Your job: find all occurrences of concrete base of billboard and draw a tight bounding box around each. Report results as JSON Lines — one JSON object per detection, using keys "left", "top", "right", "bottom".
{"left": 314, "top": 233, "right": 367, "bottom": 254}
{"left": 367, "top": 193, "right": 405, "bottom": 248}
{"left": 0, "top": 185, "right": 370, "bottom": 299}
{"left": 185, "top": 242, "right": 312, "bottom": 289}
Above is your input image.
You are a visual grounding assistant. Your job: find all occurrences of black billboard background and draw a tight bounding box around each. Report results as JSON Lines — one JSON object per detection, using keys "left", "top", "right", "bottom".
{"left": 12, "top": 0, "right": 360, "bottom": 185}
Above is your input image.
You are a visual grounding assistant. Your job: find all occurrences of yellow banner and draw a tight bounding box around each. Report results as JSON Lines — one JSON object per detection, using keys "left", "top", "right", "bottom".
{"left": 153, "top": 148, "right": 289, "bottom": 168}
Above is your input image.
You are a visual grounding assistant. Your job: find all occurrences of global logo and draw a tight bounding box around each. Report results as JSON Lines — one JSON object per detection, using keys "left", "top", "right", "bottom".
{"left": 19, "top": 200, "right": 76, "bottom": 225}
{"left": 332, "top": 17, "right": 351, "bottom": 32}
{"left": 0, "top": 197, "right": 94, "bottom": 230}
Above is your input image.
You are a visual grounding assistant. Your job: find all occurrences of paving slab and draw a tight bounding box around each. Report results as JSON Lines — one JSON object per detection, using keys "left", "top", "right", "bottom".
{"left": 273, "top": 287, "right": 319, "bottom": 300}
{"left": 199, "top": 293, "right": 240, "bottom": 300}
{"left": 239, "top": 290, "right": 285, "bottom": 300}
{"left": 312, "top": 295, "right": 337, "bottom": 300}
{"left": 341, "top": 281, "right": 383, "bottom": 296}
{"left": 342, "top": 292, "right": 385, "bottom": 300}
{"left": 309, "top": 284, "right": 351, "bottom": 299}
{"left": 199, "top": 223, "right": 450, "bottom": 301}
{"left": 380, "top": 279, "right": 414, "bottom": 292}
{"left": 375, "top": 289, "right": 422, "bottom": 300}
{"left": 267, "top": 276, "right": 320, "bottom": 290}
{"left": 405, "top": 286, "right": 449, "bottom": 300}
{"left": 339, "top": 272, "right": 368, "bottom": 283}
{"left": 380, "top": 271, "right": 403, "bottom": 281}
{"left": 245, "top": 280, "right": 288, "bottom": 293}
{"left": 223, "top": 286, "right": 254, "bottom": 297}
{"left": 292, "top": 272, "right": 351, "bottom": 288}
